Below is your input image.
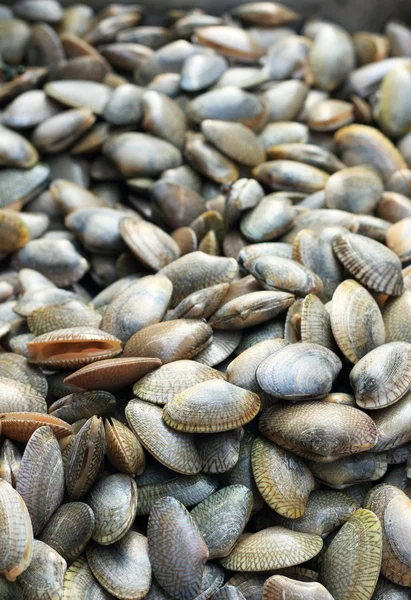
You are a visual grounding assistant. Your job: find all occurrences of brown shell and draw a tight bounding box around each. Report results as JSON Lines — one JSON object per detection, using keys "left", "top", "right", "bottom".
{"left": 246, "top": 255, "right": 323, "bottom": 296}
{"left": 332, "top": 231, "right": 404, "bottom": 296}
{"left": 0, "top": 412, "right": 72, "bottom": 443}
{"left": 120, "top": 217, "right": 180, "bottom": 271}
{"left": 125, "top": 398, "right": 201, "bottom": 474}
{"left": 386, "top": 217, "right": 411, "bottom": 262}
{"left": 27, "top": 327, "right": 122, "bottom": 369}
{"left": 123, "top": 319, "right": 213, "bottom": 363}
{"left": 330, "top": 279, "right": 385, "bottom": 363}
{"left": 300, "top": 294, "right": 335, "bottom": 351}
{"left": 252, "top": 160, "right": 329, "bottom": 194}
{"left": 105, "top": 417, "right": 146, "bottom": 475}
{"left": 372, "top": 391, "right": 411, "bottom": 452}
{"left": 163, "top": 380, "right": 260, "bottom": 433}
{"left": 165, "top": 283, "right": 229, "bottom": 321}
{"left": 383, "top": 290, "right": 411, "bottom": 343}
{"left": 350, "top": 341, "right": 411, "bottom": 409}
{"left": 209, "top": 291, "right": 294, "bottom": 330}
{"left": 0, "top": 376, "right": 47, "bottom": 414}
{"left": 64, "top": 357, "right": 162, "bottom": 391}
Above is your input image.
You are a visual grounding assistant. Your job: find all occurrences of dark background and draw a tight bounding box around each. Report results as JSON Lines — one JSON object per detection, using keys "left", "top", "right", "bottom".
{"left": 3, "top": 0, "right": 411, "bottom": 31}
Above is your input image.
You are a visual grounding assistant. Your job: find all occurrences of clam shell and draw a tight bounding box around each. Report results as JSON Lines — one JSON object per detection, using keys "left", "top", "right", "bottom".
{"left": 256, "top": 342, "right": 341, "bottom": 400}
{"left": 120, "top": 218, "right": 180, "bottom": 271}
{"left": 332, "top": 231, "right": 404, "bottom": 296}
{"left": 325, "top": 166, "right": 383, "bottom": 214}
{"left": 0, "top": 413, "right": 72, "bottom": 443}
{"left": 300, "top": 294, "right": 335, "bottom": 350}
{"left": 190, "top": 485, "right": 253, "bottom": 559}
{"left": 125, "top": 399, "right": 201, "bottom": 475}
{"left": 152, "top": 182, "right": 205, "bottom": 230}
{"left": 350, "top": 342, "right": 411, "bottom": 409}
{"left": 133, "top": 360, "right": 224, "bottom": 405}
{"left": 185, "top": 132, "right": 239, "bottom": 185}
{"left": 87, "top": 531, "right": 151, "bottom": 600}
{"left": 372, "top": 391, "right": 411, "bottom": 452}
{"left": 387, "top": 216, "right": 411, "bottom": 262}
{"left": 309, "top": 24, "right": 355, "bottom": 91}
{"left": 195, "top": 26, "right": 264, "bottom": 60}
{"left": 383, "top": 290, "right": 411, "bottom": 343}
{"left": 246, "top": 255, "right": 323, "bottom": 296}
{"left": 194, "top": 330, "right": 242, "bottom": 367}
{"left": 165, "top": 283, "right": 229, "bottom": 321}
{"left": 88, "top": 474, "right": 137, "bottom": 545}
{"left": 0, "top": 376, "right": 46, "bottom": 414}
{"left": 263, "top": 576, "right": 334, "bottom": 600}
{"left": 45, "top": 80, "right": 112, "bottom": 115}
{"left": 123, "top": 319, "right": 213, "bottom": 363}
{"left": 252, "top": 160, "right": 329, "bottom": 194}
{"left": 260, "top": 401, "right": 378, "bottom": 461}
{"left": 27, "top": 300, "right": 101, "bottom": 336}
{"left": 0, "top": 439, "right": 22, "bottom": 488}
{"left": 16, "top": 426, "right": 64, "bottom": 536}
{"left": 209, "top": 291, "right": 294, "bottom": 330}
{"left": 148, "top": 497, "right": 208, "bottom": 600}
{"left": 232, "top": 2, "right": 300, "bottom": 25}
{"left": 240, "top": 197, "right": 295, "bottom": 243}
{"left": 105, "top": 418, "right": 145, "bottom": 476}
{"left": 309, "top": 453, "right": 388, "bottom": 488}
{"left": 62, "top": 556, "right": 113, "bottom": 599}
{"left": 319, "top": 509, "right": 382, "bottom": 600}
{"left": 0, "top": 479, "right": 33, "bottom": 582}
{"left": 331, "top": 279, "right": 385, "bottom": 363}
{"left": 201, "top": 120, "right": 265, "bottom": 167}
{"left": 220, "top": 527, "right": 323, "bottom": 572}
{"left": 162, "top": 380, "right": 260, "bottom": 433}
{"left": 39, "top": 502, "right": 95, "bottom": 564}
{"left": 18, "top": 540, "right": 66, "bottom": 600}
{"left": 196, "top": 429, "right": 242, "bottom": 474}
{"left": 27, "top": 327, "right": 122, "bottom": 369}
{"left": 251, "top": 437, "right": 314, "bottom": 519}
{"left": 48, "top": 391, "right": 116, "bottom": 423}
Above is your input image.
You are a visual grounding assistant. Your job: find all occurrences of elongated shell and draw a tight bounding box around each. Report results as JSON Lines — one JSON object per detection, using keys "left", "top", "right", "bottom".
{"left": 105, "top": 418, "right": 145, "bottom": 475}
{"left": 148, "top": 497, "right": 208, "bottom": 600}
{"left": 126, "top": 399, "right": 201, "bottom": 474}
{"left": 18, "top": 540, "right": 66, "bottom": 600}
{"left": 0, "top": 413, "right": 72, "bottom": 443}
{"left": 120, "top": 217, "right": 180, "bottom": 271}
{"left": 246, "top": 255, "right": 323, "bottom": 296}
{"left": 209, "top": 291, "right": 294, "bottom": 330}
{"left": 63, "top": 556, "right": 113, "bottom": 599}
{"left": 263, "top": 576, "right": 334, "bottom": 600}
{"left": 372, "top": 391, "right": 411, "bottom": 452}
{"left": 319, "top": 509, "right": 382, "bottom": 600}
{"left": 260, "top": 401, "right": 377, "bottom": 461}
{"left": 383, "top": 290, "right": 411, "bottom": 343}
{"left": 256, "top": 342, "right": 342, "bottom": 400}
{"left": 0, "top": 376, "right": 47, "bottom": 414}
{"left": 300, "top": 294, "right": 335, "bottom": 351}
{"left": 220, "top": 527, "right": 323, "bottom": 571}
{"left": 27, "top": 327, "right": 122, "bottom": 369}
{"left": 48, "top": 391, "right": 116, "bottom": 423}
{"left": 0, "top": 479, "right": 33, "bottom": 582}
{"left": 251, "top": 437, "right": 314, "bottom": 519}
{"left": 331, "top": 279, "right": 385, "bottom": 363}
{"left": 163, "top": 380, "right": 260, "bottom": 433}
{"left": 27, "top": 300, "right": 102, "bottom": 336}
{"left": 350, "top": 342, "right": 411, "bottom": 409}
{"left": 309, "top": 452, "right": 388, "bottom": 488}
{"left": 16, "top": 426, "right": 64, "bottom": 536}
{"left": 332, "top": 232, "right": 404, "bottom": 296}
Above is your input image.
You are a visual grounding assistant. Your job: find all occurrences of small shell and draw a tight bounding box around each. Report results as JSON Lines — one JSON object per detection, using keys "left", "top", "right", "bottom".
{"left": 126, "top": 399, "right": 201, "bottom": 475}
{"left": 190, "top": 485, "right": 253, "bottom": 559}
{"left": 246, "top": 255, "right": 323, "bottom": 297}
{"left": 263, "top": 576, "right": 334, "bottom": 600}
{"left": 300, "top": 294, "right": 335, "bottom": 350}
{"left": 88, "top": 474, "right": 137, "bottom": 545}
{"left": 45, "top": 80, "right": 112, "bottom": 115}
{"left": 309, "top": 453, "right": 388, "bottom": 488}
{"left": 105, "top": 417, "right": 145, "bottom": 475}
{"left": 350, "top": 342, "right": 411, "bottom": 409}
{"left": 133, "top": 360, "right": 224, "bottom": 405}
{"left": 231, "top": 3, "right": 300, "bottom": 26}
{"left": 27, "top": 327, "right": 122, "bottom": 369}
{"left": 62, "top": 556, "right": 112, "bottom": 599}
{"left": 308, "top": 24, "right": 355, "bottom": 91}
{"left": 260, "top": 401, "right": 378, "bottom": 461}
{"left": 307, "top": 99, "right": 354, "bottom": 132}
{"left": 201, "top": 120, "right": 265, "bottom": 167}
{"left": 331, "top": 279, "right": 385, "bottom": 363}
{"left": 0, "top": 439, "right": 22, "bottom": 488}
{"left": 332, "top": 231, "right": 404, "bottom": 296}
{"left": 387, "top": 217, "right": 411, "bottom": 262}
{"left": 252, "top": 436, "right": 314, "bottom": 519}
{"left": 185, "top": 132, "right": 239, "bottom": 185}
{"left": 48, "top": 391, "right": 116, "bottom": 423}
{"left": 163, "top": 380, "right": 260, "bottom": 433}
{"left": 194, "top": 330, "right": 243, "bottom": 367}
{"left": 18, "top": 540, "right": 66, "bottom": 600}
{"left": 325, "top": 166, "right": 383, "bottom": 214}
{"left": 120, "top": 218, "right": 180, "bottom": 271}
{"left": 256, "top": 342, "right": 341, "bottom": 400}
{"left": 166, "top": 283, "right": 229, "bottom": 321}
{"left": 196, "top": 429, "right": 242, "bottom": 474}
{"left": 372, "top": 391, "right": 411, "bottom": 452}
{"left": 319, "top": 509, "right": 382, "bottom": 600}
{"left": 87, "top": 531, "right": 151, "bottom": 600}
{"left": 0, "top": 376, "right": 46, "bottom": 414}
{"left": 0, "top": 413, "right": 72, "bottom": 443}
{"left": 383, "top": 290, "right": 411, "bottom": 343}
{"left": 27, "top": 300, "right": 101, "bottom": 336}
{"left": 195, "top": 26, "right": 264, "bottom": 60}
{"left": 253, "top": 160, "right": 329, "bottom": 194}
{"left": 220, "top": 527, "right": 323, "bottom": 572}
{"left": 240, "top": 197, "right": 295, "bottom": 243}
{"left": 39, "top": 502, "right": 95, "bottom": 564}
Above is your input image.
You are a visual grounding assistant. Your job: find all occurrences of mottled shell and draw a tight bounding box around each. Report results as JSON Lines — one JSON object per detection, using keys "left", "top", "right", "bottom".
{"left": 260, "top": 401, "right": 377, "bottom": 461}
{"left": 148, "top": 497, "right": 208, "bottom": 600}
{"left": 165, "top": 283, "right": 229, "bottom": 321}
{"left": 190, "top": 485, "right": 253, "bottom": 559}
{"left": 48, "top": 391, "right": 116, "bottom": 423}
{"left": 87, "top": 531, "right": 151, "bottom": 600}
{"left": 125, "top": 399, "right": 201, "bottom": 474}
{"left": 332, "top": 232, "right": 404, "bottom": 296}
{"left": 88, "top": 474, "right": 138, "bottom": 545}
{"left": 372, "top": 391, "right": 411, "bottom": 452}
{"left": 350, "top": 342, "right": 411, "bottom": 409}
{"left": 246, "top": 255, "right": 323, "bottom": 296}
{"left": 309, "top": 453, "right": 388, "bottom": 488}
{"left": 300, "top": 294, "right": 335, "bottom": 350}
{"left": 62, "top": 556, "right": 112, "bottom": 599}
{"left": 387, "top": 216, "right": 411, "bottom": 262}
{"left": 220, "top": 527, "right": 323, "bottom": 572}
{"left": 120, "top": 217, "right": 180, "bottom": 271}
{"left": 18, "top": 540, "right": 66, "bottom": 600}
{"left": 331, "top": 279, "right": 385, "bottom": 363}
{"left": 252, "top": 160, "right": 329, "bottom": 194}
{"left": 0, "top": 376, "right": 47, "bottom": 414}
{"left": 162, "top": 380, "right": 260, "bottom": 433}
{"left": 262, "top": 576, "right": 334, "bottom": 600}
{"left": 27, "top": 327, "right": 122, "bottom": 369}
{"left": 39, "top": 502, "right": 95, "bottom": 564}
{"left": 383, "top": 290, "right": 411, "bottom": 344}
{"left": 209, "top": 291, "right": 294, "bottom": 330}
{"left": 133, "top": 360, "right": 225, "bottom": 405}
{"left": 256, "top": 343, "right": 341, "bottom": 400}
{"left": 105, "top": 417, "right": 145, "bottom": 475}
{"left": 0, "top": 479, "right": 33, "bottom": 582}
{"left": 197, "top": 429, "right": 242, "bottom": 474}
{"left": 194, "top": 331, "right": 242, "bottom": 367}
{"left": 251, "top": 437, "right": 314, "bottom": 519}
{"left": 319, "top": 509, "right": 382, "bottom": 600}
{"left": 16, "top": 426, "right": 64, "bottom": 536}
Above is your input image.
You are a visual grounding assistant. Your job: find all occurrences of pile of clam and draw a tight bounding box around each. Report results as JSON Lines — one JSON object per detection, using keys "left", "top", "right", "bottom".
{"left": 1, "top": 0, "right": 411, "bottom": 598}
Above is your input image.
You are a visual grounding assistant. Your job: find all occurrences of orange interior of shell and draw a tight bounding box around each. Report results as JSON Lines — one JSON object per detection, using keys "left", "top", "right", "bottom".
{"left": 27, "top": 340, "right": 121, "bottom": 361}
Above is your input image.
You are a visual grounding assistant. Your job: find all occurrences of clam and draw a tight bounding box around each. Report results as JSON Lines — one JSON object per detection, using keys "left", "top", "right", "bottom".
{"left": 350, "top": 342, "right": 411, "bottom": 409}
{"left": 308, "top": 24, "right": 355, "bottom": 91}
{"left": 240, "top": 197, "right": 295, "bottom": 243}
{"left": 162, "top": 380, "right": 260, "bottom": 433}
{"left": 0, "top": 126, "right": 38, "bottom": 169}
{"left": 190, "top": 485, "right": 252, "bottom": 559}
{"left": 195, "top": 26, "right": 264, "bottom": 60}
{"left": 142, "top": 90, "right": 187, "bottom": 150}
{"left": 0, "top": 164, "right": 50, "bottom": 210}
{"left": 0, "top": 413, "right": 72, "bottom": 443}
{"left": 232, "top": 2, "right": 300, "bottom": 25}
{"left": 151, "top": 181, "right": 205, "bottom": 229}
{"left": 331, "top": 279, "right": 385, "bottom": 363}
{"left": 125, "top": 399, "right": 201, "bottom": 474}
{"left": 300, "top": 293, "right": 335, "bottom": 350}
{"left": 62, "top": 556, "right": 113, "bottom": 598}
{"left": 0, "top": 439, "right": 22, "bottom": 488}
{"left": 201, "top": 120, "right": 265, "bottom": 168}
{"left": 49, "top": 179, "right": 106, "bottom": 214}
{"left": 45, "top": 80, "right": 112, "bottom": 115}
{"left": 101, "top": 275, "right": 172, "bottom": 343}
{"left": 387, "top": 216, "right": 411, "bottom": 262}
{"left": 263, "top": 576, "right": 334, "bottom": 600}
{"left": 252, "top": 436, "right": 314, "bottom": 519}
{"left": 260, "top": 401, "right": 377, "bottom": 462}
{"left": 253, "top": 161, "right": 329, "bottom": 194}
{"left": 16, "top": 426, "right": 64, "bottom": 535}
{"left": 0, "top": 479, "right": 33, "bottom": 582}
{"left": 105, "top": 418, "right": 146, "bottom": 475}
{"left": 383, "top": 290, "right": 411, "bottom": 343}
{"left": 266, "top": 143, "right": 344, "bottom": 174}
{"left": 123, "top": 319, "right": 212, "bottom": 363}
{"left": 166, "top": 283, "right": 229, "bottom": 321}
{"left": 372, "top": 391, "right": 411, "bottom": 452}
{"left": 148, "top": 497, "right": 208, "bottom": 599}
{"left": 332, "top": 231, "right": 404, "bottom": 296}
{"left": 18, "top": 540, "right": 66, "bottom": 600}
{"left": 0, "top": 377, "right": 47, "bottom": 414}
{"left": 181, "top": 53, "right": 227, "bottom": 92}
{"left": 32, "top": 108, "right": 95, "bottom": 154}
{"left": 39, "top": 502, "right": 95, "bottom": 564}
{"left": 27, "top": 327, "right": 122, "bottom": 369}
{"left": 133, "top": 360, "right": 224, "bottom": 405}
{"left": 185, "top": 133, "right": 239, "bottom": 185}
{"left": 48, "top": 391, "right": 116, "bottom": 423}
{"left": 194, "top": 330, "right": 243, "bottom": 367}
{"left": 309, "top": 453, "right": 388, "bottom": 488}
{"left": 325, "top": 166, "right": 383, "bottom": 214}
{"left": 319, "top": 509, "right": 382, "bottom": 600}
{"left": 378, "top": 65, "right": 411, "bottom": 138}
{"left": 27, "top": 300, "right": 102, "bottom": 336}
{"left": 307, "top": 99, "right": 354, "bottom": 132}
{"left": 88, "top": 474, "right": 137, "bottom": 545}
{"left": 196, "top": 429, "right": 242, "bottom": 474}
{"left": 119, "top": 218, "right": 180, "bottom": 271}
{"left": 256, "top": 342, "right": 341, "bottom": 400}
{"left": 246, "top": 255, "right": 323, "bottom": 296}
